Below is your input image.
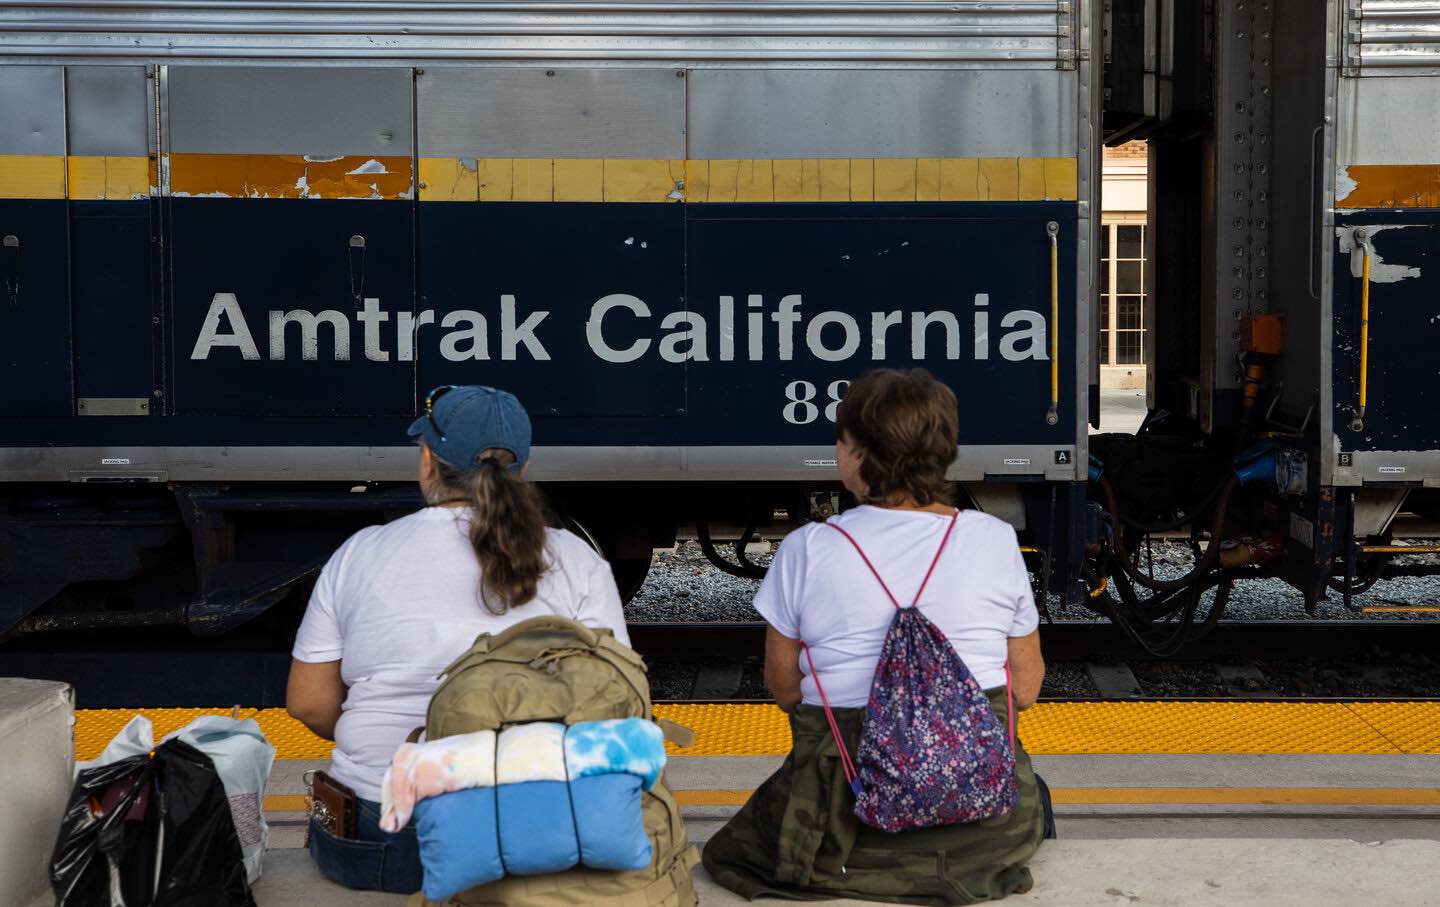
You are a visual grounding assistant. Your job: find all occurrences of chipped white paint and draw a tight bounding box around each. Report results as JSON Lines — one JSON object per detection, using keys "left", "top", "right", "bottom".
{"left": 347, "top": 159, "right": 388, "bottom": 175}
{"left": 304, "top": 154, "right": 343, "bottom": 163}
{"left": 294, "top": 174, "right": 310, "bottom": 197}
{"left": 1335, "top": 166, "right": 1359, "bottom": 204}
{"left": 1337, "top": 225, "right": 1424, "bottom": 283}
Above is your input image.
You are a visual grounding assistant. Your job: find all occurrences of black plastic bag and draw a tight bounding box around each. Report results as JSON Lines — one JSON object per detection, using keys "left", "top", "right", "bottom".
{"left": 51, "top": 738, "right": 256, "bottom": 907}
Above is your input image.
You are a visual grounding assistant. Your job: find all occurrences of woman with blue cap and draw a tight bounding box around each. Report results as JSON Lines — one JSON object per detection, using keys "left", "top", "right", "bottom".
{"left": 286, "top": 385, "right": 630, "bottom": 893}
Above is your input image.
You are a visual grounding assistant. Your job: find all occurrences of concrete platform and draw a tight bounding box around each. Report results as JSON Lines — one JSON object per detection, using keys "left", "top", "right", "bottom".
{"left": 253, "top": 840, "right": 1440, "bottom": 906}
{"left": 248, "top": 752, "right": 1440, "bottom": 905}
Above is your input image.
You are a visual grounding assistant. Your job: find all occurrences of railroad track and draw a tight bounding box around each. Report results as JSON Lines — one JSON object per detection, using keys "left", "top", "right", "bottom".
{"left": 630, "top": 619, "right": 1440, "bottom": 662}
{"left": 2, "top": 619, "right": 1435, "bottom": 708}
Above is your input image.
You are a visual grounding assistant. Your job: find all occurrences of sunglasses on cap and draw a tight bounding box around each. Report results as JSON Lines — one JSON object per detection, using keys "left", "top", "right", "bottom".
{"left": 423, "top": 384, "right": 456, "bottom": 442}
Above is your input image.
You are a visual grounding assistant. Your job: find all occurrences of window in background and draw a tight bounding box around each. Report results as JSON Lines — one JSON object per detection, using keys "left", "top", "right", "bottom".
{"left": 1099, "top": 222, "right": 1146, "bottom": 366}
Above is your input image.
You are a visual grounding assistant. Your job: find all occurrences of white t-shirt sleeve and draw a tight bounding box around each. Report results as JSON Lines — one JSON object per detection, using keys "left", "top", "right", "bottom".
{"left": 752, "top": 530, "right": 807, "bottom": 639}
{"left": 292, "top": 537, "right": 353, "bottom": 663}
{"left": 1005, "top": 527, "right": 1041, "bottom": 638}
{"left": 573, "top": 556, "right": 631, "bottom": 647}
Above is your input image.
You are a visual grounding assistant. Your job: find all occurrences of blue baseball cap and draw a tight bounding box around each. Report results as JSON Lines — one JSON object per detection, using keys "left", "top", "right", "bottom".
{"left": 407, "top": 385, "right": 532, "bottom": 470}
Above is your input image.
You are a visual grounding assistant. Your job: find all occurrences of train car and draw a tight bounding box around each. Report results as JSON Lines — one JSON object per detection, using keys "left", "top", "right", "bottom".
{"left": 1095, "top": 0, "right": 1440, "bottom": 648}
{"left": 0, "top": 3, "right": 1098, "bottom": 635}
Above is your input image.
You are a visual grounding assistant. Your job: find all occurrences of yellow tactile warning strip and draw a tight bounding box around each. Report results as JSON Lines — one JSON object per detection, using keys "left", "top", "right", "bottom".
{"left": 1337, "top": 163, "right": 1440, "bottom": 208}
{"left": 418, "top": 157, "right": 1080, "bottom": 203}
{"left": 74, "top": 701, "right": 1440, "bottom": 762}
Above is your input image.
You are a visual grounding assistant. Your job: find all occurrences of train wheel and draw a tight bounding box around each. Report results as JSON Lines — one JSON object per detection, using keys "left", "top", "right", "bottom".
{"left": 559, "top": 514, "right": 653, "bottom": 603}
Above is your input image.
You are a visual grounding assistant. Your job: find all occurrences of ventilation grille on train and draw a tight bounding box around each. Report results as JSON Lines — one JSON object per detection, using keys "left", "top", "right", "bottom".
{"left": 1346, "top": 0, "right": 1440, "bottom": 75}
{"left": 0, "top": 1, "right": 1076, "bottom": 68}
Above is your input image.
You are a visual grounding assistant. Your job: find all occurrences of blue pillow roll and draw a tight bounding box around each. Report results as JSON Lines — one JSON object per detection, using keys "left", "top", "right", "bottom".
{"left": 497, "top": 780, "right": 579, "bottom": 875}
{"left": 414, "top": 787, "right": 503, "bottom": 901}
{"left": 571, "top": 773, "right": 652, "bottom": 871}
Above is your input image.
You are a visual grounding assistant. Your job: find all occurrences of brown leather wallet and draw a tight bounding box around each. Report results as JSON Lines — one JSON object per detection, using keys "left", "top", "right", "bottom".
{"left": 308, "top": 770, "right": 358, "bottom": 839}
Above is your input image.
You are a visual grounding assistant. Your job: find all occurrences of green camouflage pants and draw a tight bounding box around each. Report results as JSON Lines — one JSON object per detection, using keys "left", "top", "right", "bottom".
{"left": 702, "top": 688, "right": 1045, "bottom": 905}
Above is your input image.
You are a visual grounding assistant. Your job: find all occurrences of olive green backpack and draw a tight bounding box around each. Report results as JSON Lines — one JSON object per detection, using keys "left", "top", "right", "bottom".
{"left": 406, "top": 616, "right": 699, "bottom": 907}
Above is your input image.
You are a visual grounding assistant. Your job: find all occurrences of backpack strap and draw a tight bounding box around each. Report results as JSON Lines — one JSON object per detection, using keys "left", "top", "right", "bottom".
{"left": 827, "top": 509, "right": 960, "bottom": 609}
{"left": 802, "top": 510, "right": 964, "bottom": 800}
{"left": 801, "top": 642, "right": 861, "bottom": 797}
{"left": 1004, "top": 661, "right": 1016, "bottom": 752}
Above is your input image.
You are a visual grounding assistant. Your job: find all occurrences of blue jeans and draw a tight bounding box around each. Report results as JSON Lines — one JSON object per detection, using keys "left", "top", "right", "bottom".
{"left": 308, "top": 797, "right": 423, "bottom": 893}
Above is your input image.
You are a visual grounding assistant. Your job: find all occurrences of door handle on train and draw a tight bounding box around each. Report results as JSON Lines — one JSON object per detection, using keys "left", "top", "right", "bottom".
{"left": 348, "top": 234, "right": 367, "bottom": 307}
{"left": 1351, "top": 229, "right": 1372, "bottom": 433}
{"left": 2, "top": 234, "right": 18, "bottom": 307}
{"left": 1045, "top": 221, "right": 1060, "bottom": 426}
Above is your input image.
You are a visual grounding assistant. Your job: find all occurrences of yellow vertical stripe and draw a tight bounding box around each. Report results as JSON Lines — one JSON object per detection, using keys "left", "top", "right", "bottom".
{"left": 0, "top": 155, "right": 67, "bottom": 199}
{"left": 553, "top": 159, "right": 605, "bottom": 202}
{"left": 602, "top": 159, "right": 680, "bottom": 202}
{"left": 476, "top": 158, "right": 514, "bottom": 201}
{"left": 419, "top": 158, "right": 479, "bottom": 202}
{"left": 817, "top": 160, "right": 851, "bottom": 201}
{"left": 873, "top": 159, "right": 918, "bottom": 201}
{"left": 67, "top": 156, "right": 151, "bottom": 200}
{"left": 1018, "top": 157, "right": 1049, "bottom": 201}
{"left": 848, "top": 159, "right": 875, "bottom": 202}
{"left": 978, "top": 158, "right": 1020, "bottom": 200}
{"left": 916, "top": 158, "right": 943, "bottom": 201}
{"left": 684, "top": 159, "right": 710, "bottom": 202}
{"left": 734, "top": 159, "right": 774, "bottom": 202}
{"left": 1043, "top": 157, "right": 1079, "bottom": 201}
{"left": 940, "top": 158, "right": 981, "bottom": 200}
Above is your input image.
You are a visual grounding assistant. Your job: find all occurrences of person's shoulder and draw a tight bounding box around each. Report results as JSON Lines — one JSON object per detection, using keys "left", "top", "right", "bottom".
{"left": 777, "top": 518, "right": 834, "bottom": 550}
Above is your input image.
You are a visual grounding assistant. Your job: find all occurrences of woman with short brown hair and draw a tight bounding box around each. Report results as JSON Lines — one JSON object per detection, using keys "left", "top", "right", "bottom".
{"left": 704, "top": 368, "right": 1048, "bottom": 904}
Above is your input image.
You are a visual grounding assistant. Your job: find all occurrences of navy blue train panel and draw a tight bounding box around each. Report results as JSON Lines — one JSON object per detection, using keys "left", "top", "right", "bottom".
{"left": 169, "top": 199, "right": 416, "bottom": 417}
{"left": 165, "top": 199, "right": 1078, "bottom": 445}
{"left": 417, "top": 200, "right": 1077, "bottom": 446}
{"left": 71, "top": 200, "right": 155, "bottom": 400}
{"left": 0, "top": 200, "right": 72, "bottom": 418}
{"left": 683, "top": 202, "right": 1078, "bottom": 446}
{"left": 1332, "top": 212, "right": 1440, "bottom": 452}
{"left": 417, "top": 202, "right": 686, "bottom": 422}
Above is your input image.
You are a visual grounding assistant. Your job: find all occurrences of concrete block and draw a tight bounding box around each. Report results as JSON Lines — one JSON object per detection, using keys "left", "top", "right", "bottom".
{"left": 0, "top": 678, "right": 74, "bottom": 907}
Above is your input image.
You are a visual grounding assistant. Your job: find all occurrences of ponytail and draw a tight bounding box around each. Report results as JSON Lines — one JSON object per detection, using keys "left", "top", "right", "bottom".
{"left": 435, "top": 448, "right": 549, "bottom": 614}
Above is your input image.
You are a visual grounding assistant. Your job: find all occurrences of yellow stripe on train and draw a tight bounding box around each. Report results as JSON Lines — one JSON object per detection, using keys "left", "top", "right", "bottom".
{"left": 0, "top": 154, "right": 1079, "bottom": 203}
{"left": 420, "top": 157, "right": 1079, "bottom": 203}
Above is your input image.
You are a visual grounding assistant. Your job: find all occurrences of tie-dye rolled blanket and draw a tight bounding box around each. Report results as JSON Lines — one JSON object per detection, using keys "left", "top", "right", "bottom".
{"left": 377, "top": 717, "right": 668, "bottom": 901}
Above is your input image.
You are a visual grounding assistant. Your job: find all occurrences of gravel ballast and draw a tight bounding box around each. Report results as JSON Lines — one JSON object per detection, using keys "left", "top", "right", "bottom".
{"left": 627, "top": 540, "right": 1440, "bottom": 624}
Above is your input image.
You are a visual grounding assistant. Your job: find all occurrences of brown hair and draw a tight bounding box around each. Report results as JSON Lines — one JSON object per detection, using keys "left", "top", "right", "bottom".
{"left": 433, "top": 449, "right": 549, "bottom": 614}
{"left": 834, "top": 368, "right": 959, "bottom": 507}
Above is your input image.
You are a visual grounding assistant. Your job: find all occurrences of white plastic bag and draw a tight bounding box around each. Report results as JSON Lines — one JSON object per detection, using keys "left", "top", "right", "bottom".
{"left": 164, "top": 716, "right": 276, "bottom": 885}
{"left": 75, "top": 713, "right": 276, "bottom": 883}
{"left": 75, "top": 714, "right": 155, "bottom": 773}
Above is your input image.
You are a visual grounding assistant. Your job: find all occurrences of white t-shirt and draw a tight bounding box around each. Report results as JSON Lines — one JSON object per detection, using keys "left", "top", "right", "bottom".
{"left": 292, "top": 507, "right": 629, "bottom": 802}
{"left": 754, "top": 506, "right": 1039, "bottom": 708}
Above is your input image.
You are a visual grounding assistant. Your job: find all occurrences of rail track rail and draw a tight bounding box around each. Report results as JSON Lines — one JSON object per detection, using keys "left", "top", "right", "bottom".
{"left": 2, "top": 618, "right": 1435, "bottom": 708}
{"left": 630, "top": 619, "right": 1440, "bottom": 661}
